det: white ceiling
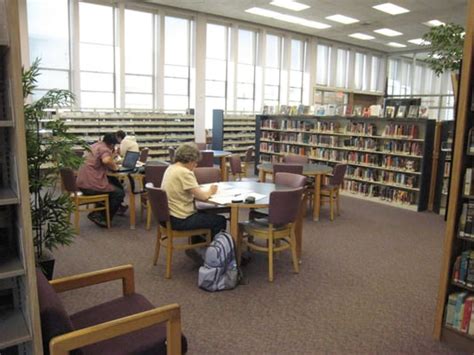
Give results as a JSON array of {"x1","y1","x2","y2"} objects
[{"x1": 142, "y1": 0, "x2": 467, "y2": 54}]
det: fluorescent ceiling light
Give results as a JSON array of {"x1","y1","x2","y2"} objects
[
  {"x1": 245, "y1": 7, "x2": 331, "y2": 29},
  {"x1": 424, "y1": 19, "x2": 445, "y2": 27},
  {"x1": 270, "y1": 0, "x2": 310, "y2": 11},
  {"x1": 326, "y1": 14, "x2": 359, "y2": 24},
  {"x1": 349, "y1": 33, "x2": 375, "y2": 40},
  {"x1": 374, "y1": 28, "x2": 402, "y2": 37},
  {"x1": 373, "y1": 2, "x2": 410, "y2": 15},
  {"x1": 408, "y1": 38, "x2": 430, "y2": 45},
  {"x1": 387, "y1": 42, "x2": 407, "y2": 48}
]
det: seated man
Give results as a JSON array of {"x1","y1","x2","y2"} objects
[
  {"x1": 76, "y1": 133, "x2": 126, "y2": 227},
  {"x1": 116, "y1": 130, "x2": 139, "y2": 158},
  {"x1": 161, "y1": 143, "x2": 227, "y2": 262}
]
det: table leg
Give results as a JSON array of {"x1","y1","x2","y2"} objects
[
  {"x1": 230, "y1": 205, "x2": 239, "y2": 241},
  {"x1": 259, "y1": 169, "x2": 265, "y2": 182},
  {"x1": 313, "y1": 175, "x2": 321, "y2": 221},
  {"x1": 220, "y1": 157, "x2": 227, "y2": 181},
  {"x1": 128, "y1": 179, "x2": 136, "y2": 230},
  {"x1": 295, "y1": 197, "x2": 304, "y2": 261}
]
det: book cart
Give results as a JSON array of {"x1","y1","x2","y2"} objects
[
  {"x1": 0, "y1": 1, "x2": 42, "y2": 353},
  {"x1": 434, "y1": 0, "x2": 474, "y2": 350}
]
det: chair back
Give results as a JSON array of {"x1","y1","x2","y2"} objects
[
  {"x1": 244, "y1": 146, "x2": 254, "y2": 163},
  {"x1": 195, "y1": 142, "x2": 207, "y2": 150},
  {"x1": 268, "y1": 188, "x2": 304, "y2": 225},
  {"x1": 274, "y1": 172, "x2": 307, "y2": 188},
  {"x1": 139, "y1": 147, "x2": 149, "y2": 163},
  {"x1": 273, "y1": 163, "x2": 303, "y2": 177},
  {"x1": 60, "y1": 168, "x2": 78, "y2": 193},
  {"x1": 229, "y1": 154, "x2": 243, "y2": 175},
  {"x1": 283, "y1": 154, "x2": 308, "y2": 165},
  {"x1": 147, "y1": 187, "x2": 170, "y2": 223},
  {"x1": 194, "y1": 167, "x2": 221, "y2": 184},
  {"x1": 197, "y1": 151, "x2": 214, "y2": 167},
  {"x1": 330, "y1": 164, "x2": 347, "y2": 186},
  {"x1": 168, "y1": 147, "x2": 175, "y2": 163},
  {"x1": 145, "y1": 165, "x2": 168, "y2": 187}
]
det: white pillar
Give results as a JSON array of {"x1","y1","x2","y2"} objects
[{"x1": 194, "y1": 13, "x2": 206, "y2": 142}]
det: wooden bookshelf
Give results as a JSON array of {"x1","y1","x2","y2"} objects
[
  {"x1": 255, "y1": 114, "x2": 435, "y2": 211},
  {"x1": 0, "y1": 1, "x2": 42, "y2": 353},
  {"x1": 56, "y1": 111, "x2": 196, "y2": 159},
  {"x1": 212, "y1": 109, "x2": 256, "y2": 153},
  {"x1": 434, "y1": 0, "x2": 474, "y2": 352}
]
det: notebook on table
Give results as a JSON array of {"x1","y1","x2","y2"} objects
[{"x1": 116, "y1": 151, "x2": 140, "y2": 172}]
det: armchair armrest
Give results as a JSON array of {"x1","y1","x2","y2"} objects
[
  {"x1": 50, "y1": 303, "x2": 182, "y2": 355},
  {"x1": 50, "y1": 264, "x2": 135, "y2": 296}
]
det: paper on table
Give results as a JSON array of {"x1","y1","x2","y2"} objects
[{"x1": 208, "y1": 191, "x2": 266, "y2": 205}]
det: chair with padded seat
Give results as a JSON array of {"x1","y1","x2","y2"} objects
[
  {"x1": 196, "y1": 151, "x2": 214, "y2": 168},
  {"x1": 320, "y1": 163, "x2": 347, "y2": 221},
  {"x1": 138, "y1": 147, "x2": 149, "y2": 164},
  {"x1": 193, "y1": 167, "x2": 230, "y2": 215},
  {"x1": 60, "y1": 168, "x2": 111, "y2": 233},
  {"x1": 238, "y1": 187, "x2": 304, "y2": 282},
  {"x1": 283, "y1": 154, "x2": 308, "y2": 165},
  {"x1": 241, "y1": 146, "x2": 254, "y2": 176},
  {"x1": 140, "y1": 164, "x2": 169, "y2": 230},
  {"x1": 272, "y1": 163, "x2": 303, "y2": 183},
  {"x1": 148, "y1": 186, "x2": 211, "y2": 279},
  {"x1": 228, "y1": 154, "x2": 245, "y2": 181},
  {"x1": 36, "y1": 264, "x2": 187, "y2": 355}
]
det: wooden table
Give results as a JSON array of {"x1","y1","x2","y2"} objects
[
  {"x1": 207, "y1": 181, "x2": 305, "y2": 260},
  {"x1": 257, "y1": 163, "x2": 332, "y2": 221},
  {"x1": 201, "y1": 150, "x2": 231, "y2": 181}
]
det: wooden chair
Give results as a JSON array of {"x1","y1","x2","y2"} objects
[
  {"x1": 283, "y1": 154, "x2": 308, "y2": 165},
  {"x1": 37, "y1": 264, "x2": 186, "y2": 355},
  {"x1": 139, "y1": 147, "x2": 149, "y2": 163},
  {"x1": 320, "y1": 164, "x2": 347, "y2": 221},
  {"x1": 193, "y1": 167, "x2": 230, "y2": 215},
  {"x1": 196, "y1": 151, "x2": 214, "y2": 167},
  {"x1": 228, "y1": 154, "x2": 244, "y2": 181},
  {"x1": 140, "y1": 165, "x2": 169, "y2": 230},
  {"x1": 242, "y1": 146, "x2": 254, "y2": 176},
  {"x1": 272, "y1": 163, "x2": 303, "y2": 182},
  {"x1": 60, "y1": 168, "x2": 111, "y2": 233},
  {"x1": 148, "y1": 187, "x2": 211, "y2": 279},
  {"x1": 238, "y1": 187, "x2": 304, "y2": 282}
]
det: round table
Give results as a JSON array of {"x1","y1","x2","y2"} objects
[
  {"x1": 257, "y1": 163, "x2": 332, "y2": 221},
  {"x1": 201, "y1": 150, "x2": 232, "y2": 181}
]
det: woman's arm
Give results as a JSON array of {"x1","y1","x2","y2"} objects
[{"x1": 190, "y1": 184, "x2": 218, "y2": 201}]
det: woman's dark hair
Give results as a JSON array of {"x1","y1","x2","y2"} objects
[
  {"x1": 116, "y1": 130, "x2": 126, "y2": 140},
  {"x1": 102, "y1": 133, "x2": 118, "y2": 146},
  {"x1": 174, "y1": 143, "x2": 201, "y2": 164}
]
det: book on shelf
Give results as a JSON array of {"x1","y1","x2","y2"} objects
[
  {"x1": 462, "y1": 296, "x2": 474, "y2": 332},
  {"x1": 446, "y1": 293, "x2": 461, "y2": 327},
  {"x1": 464, "y1": 168, "x2": 474, "y2": 195},
  {"x1": 396, "y1": 105, "x2": 407, "y2": 118},
  {"x1": 353, "y1": 105, "x2": 363, "y2": 117},
  {"x1": 407, "y1": 105, "x2": 419, "y2": 119},
  {"x1": 369, "y1": 105, "x2": 382, "y2": 117},
  {"x1": 419, "y1": 105, "x2": 429, "y2": 118},
  {"x1": 468, "y1": 128, "x2": 474, "y2": 154},
  {"x1": 385, "y1": 106, "x2": 396, "y2": 118}
]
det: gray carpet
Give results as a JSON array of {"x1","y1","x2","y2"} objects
[{"x1": 53, "y1": 194, "x2": 460, "y2": 354}]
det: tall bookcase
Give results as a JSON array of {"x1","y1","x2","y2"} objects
[
  {"x1": 211, "y1": 109, "x2": 256, "y2": 153},
  {"x1": 56, "y1": 111, "x2": 195, "y2": 159},
  {"x1": 434, "y1": 0, "x2": 474, "y2": 351},
  {"x1": 0, "y1": 0, "x2": 42, "y2": 353},
  {"x1": 255, "y1": 114, "x2": 435, "y2": 211}
]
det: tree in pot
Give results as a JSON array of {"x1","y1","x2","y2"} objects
[
  {"x1": 23, "y1": 59, "x2": 87, "y2": 279},
  {"x1": 422, "y1": 23, "x2": 465, "y2": 97}
]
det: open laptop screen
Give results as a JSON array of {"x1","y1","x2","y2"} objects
[{"x1": 121, "y1": 151, "x2": 140, "y2": 168}]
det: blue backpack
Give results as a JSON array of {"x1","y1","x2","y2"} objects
[{"x1": 198, "y1": 231, "x2": 242, "y2": 292}]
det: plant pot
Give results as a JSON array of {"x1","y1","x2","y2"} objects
[{"x1": 37, "y1": 252, "x2": 55, "y2": 280}]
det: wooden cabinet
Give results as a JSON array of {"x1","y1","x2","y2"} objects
[{"x1": 0, "y1": 1, "x2": 42, "y2": 353}]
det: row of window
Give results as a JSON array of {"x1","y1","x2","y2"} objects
[{"x1": 26, "y1": 0, "x2": 390, "y2": 128}]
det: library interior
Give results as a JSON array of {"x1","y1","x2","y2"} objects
[{"x1": 2, "y1": 0, "x2": 474, "y2": 353}]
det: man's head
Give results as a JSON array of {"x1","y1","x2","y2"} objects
[
  {"x1": 102, "y1": 133, "x2": 118, "y2": 149},
  {"x1": 116, "y1": 130, "x2": 126, "y2": 143},
  {"x1": 174, "y1": 143, "x2": 201, "y2": 169}
]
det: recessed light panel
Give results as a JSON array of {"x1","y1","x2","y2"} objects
[
  {"x1": 270, "y1": 0, "x2": 310, "y2": 11},
  {"x1": 423, "y1": 19, "x2": 445, "y2": 27},
  {"x1": 374, "y1": 28, "x2": 403, "y2": 37},
  {"x1": 349, "y1": 33, "x2": 375, "y2": 40},
  {"x1": 373, "y1": 2, "x2": 410, "y2": 15},
  {"x1": 408, "y1": 38, "x2": 430, "y2": 45},
  {"x1": 326, "y1": 14, "x2": 359, "y2": 24},
  {"x1": 387, "y1": 42, "x2": 407, "y2": 48},
  {"x1": 245, "y1": 7, "x2": 330, "y2": 29}
]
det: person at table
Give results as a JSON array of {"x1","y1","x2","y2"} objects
[
  {"x1": 161, "y1": 143, "x2": 227, "y2": 259},
  {"x1": 115, "y1": 130, "x2": 139, "y2": 158},
  {"x1": 76, "y1": 133, "x2": 126, "y2": 227}
]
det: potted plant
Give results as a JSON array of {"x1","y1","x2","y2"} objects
[
  {"x1": 422, "y1": 23, "x2": 465, "y2": 96},
  {"x1": 23, "y1": 59, "x2": 87, "y2": 279}
]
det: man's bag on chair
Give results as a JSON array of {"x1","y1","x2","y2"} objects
[{"x1": 198, "y1": 231, "x2": 241, "y2": 291}]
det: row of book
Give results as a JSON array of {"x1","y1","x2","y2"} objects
[
  {"x1": 453, "y1": 250, "x2": 474, "y2": 285},
  {"x1": 344, "y1": 137, "x2": 377, "y2": 150},
  {"x1": 346, "y1": 167, "x2": 418, "y2": 188},
  {"x1": 346, "y1": 122, "x2": 377, "y2": 136},
  {"x1": 343, "y1": 181, "x2": 417, "y2": 204},
  {"x1": 382, "y1": 124, "x2": 419, "y2": 139},
  {"x1": 445, "y1": 292, "x2": 474, "y2": 335},
  {"x1": 459, "y1": 202, "x2": 474, "y2": 238}
]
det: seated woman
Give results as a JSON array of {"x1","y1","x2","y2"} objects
[
  {"x1": 76, "y1": 133, "x2": 126, "y2": 227},
  {"x1": 161, "y1": 143, "x2": 226, "y2": 261}
]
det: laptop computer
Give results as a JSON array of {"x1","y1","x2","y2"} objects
[{"x1": 116, "y1": 151, "x2": 140, "y2": 173}]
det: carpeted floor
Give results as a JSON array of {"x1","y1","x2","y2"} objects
[{"x1": 53, "y1": 193, "x2": 461, "y2": 354}]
